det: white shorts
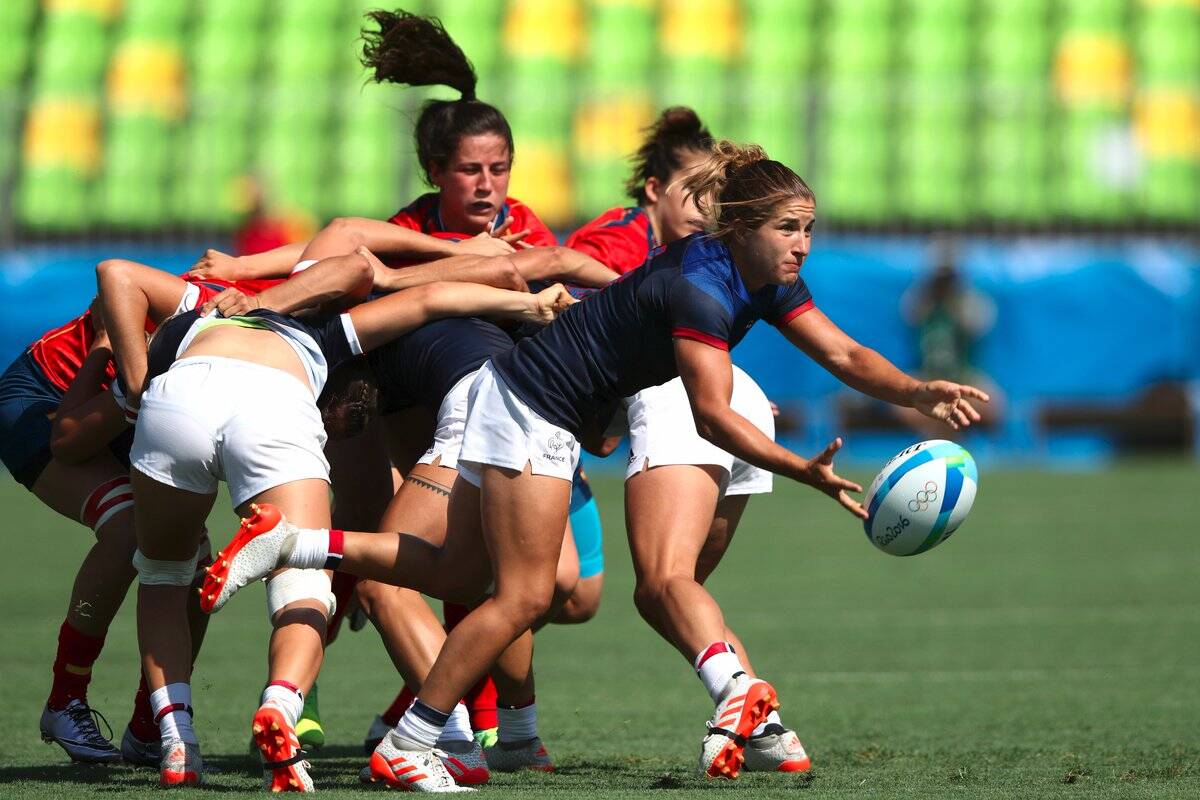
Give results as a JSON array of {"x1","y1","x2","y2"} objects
[
  {"x1": 624, "y1": 365, "x2": 774, "y2": 497},
  {"x1": 131, "y1": 357, "x2": 330, "y2": 508},
  {"x1": 416, "y1": 369, "x2": 478, "y2": 471},
  {"x1": 457, "y1": 361, "x2": 579, "y2": 486}
]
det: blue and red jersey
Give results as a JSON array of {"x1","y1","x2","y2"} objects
[
  {"x1": 564, "y1": 206, "x2": 657, "y2": 275},
  {"x1": 388, "y1": 193, "x2": 558, "y2": 247},
  {"x1": 491, "y1": 233, "x2": 814, "y2": 433}
]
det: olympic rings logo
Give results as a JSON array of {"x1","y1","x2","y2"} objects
[{"x1": 907, "y1": 481, "x2": 939, "y2": 512}]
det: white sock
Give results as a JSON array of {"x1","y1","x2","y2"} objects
[
  {"x1": 497, "y1": 701, "x2": 538, "y2": 744},
  {"x1": 284, "y1": 528, "x2": 342, "y2": 570},
  {"x1": 261, "y1": 682, "x2": 303, "y2": 726},
  {"x1": 752, "y1": 709, "x2": 783, "y2": 737},
  {"x1": 150, "y1": 683, "x2": 197, "y2": 744},
  {"x1": 694, "y1": 642, "x2": 745, "y2": 704},
  {"x1": 392, "y1": 700, "x2": 447, "y2": 750},
  {"x1": 436, "y1": 703, "x2": 472, "y2": 745}
]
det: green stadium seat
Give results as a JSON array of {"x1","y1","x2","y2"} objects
[
  {"x1": 120, "y1": 0, "x2": 188, "y2": 38},
  {"x1": 32, "y1": 13, "x2": 109, "y2": 96},
  {"x1": 1136, "y1": 6, "x2": 1200, "y2": 86},
  {"x1": 660, "y1": 57, "x2": 729, "y2": 135},
  {"x1": 16, "y1": 166, "x2": 91, "y2": 231},
  {"x1": 1140, "y1": 160, "x2": 1199, "y2": 222}
]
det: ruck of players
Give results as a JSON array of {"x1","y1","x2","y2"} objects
[{"x1": 0, "y1": 9, "x2": 988, "y2": 793}]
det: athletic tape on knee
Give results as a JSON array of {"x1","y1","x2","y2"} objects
[
  {"x1": 266, "y1": 569, "x2": 336, "y2": 619},
  {"x1": 81, "y1": 476, "x2": 134, "y2": 533},
  {"x1": 133, "y1": 549, "x2": 200, "y2": 587}
]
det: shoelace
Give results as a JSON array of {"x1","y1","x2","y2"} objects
[{"x1": 64, "y1": 702, "x2": 115, "y2": 745}]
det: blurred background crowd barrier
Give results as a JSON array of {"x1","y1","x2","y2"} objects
[{"x1": 1, "y1": 0, "x2": 1197, "y2": 464}]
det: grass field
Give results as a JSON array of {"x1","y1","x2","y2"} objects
[{"x1": 1, "y1": 461, "x2": 1198, "y2": 798}]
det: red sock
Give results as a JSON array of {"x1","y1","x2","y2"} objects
[
  {"x1": 442, "y1": 602, "x2": 498, "y2": 731},
  {"x1": 127, "y1": 672, "x2": 159, "y2": 742},
  {"x1": 47, "y1": 620, "x2": 105, "y2": 710},
  {"x1": 466, "y1": 676, "x2": 498, "y2": 731},
  {"x1": 382, "y1": 685, "x2": 415, "y2": 727}
]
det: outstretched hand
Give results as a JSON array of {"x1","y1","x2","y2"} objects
[
  {"x1": 525, "y1": 283, "x2": 576, "y2": 325},
  {"x1": 911, "y1": 381, "x2": 991, "y2": 430},
  {"x1": 800, "y1": 437, "x2": 867, "y2": 519}
]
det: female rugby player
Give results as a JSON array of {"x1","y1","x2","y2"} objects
[
  {"x1": 203, "y1": 142, "x2": 988, "y2": 788},
  {"x1": 568, "y1": 107, "x2": 811, "y2": 772},
  {"x1": 108, "y1": 262, "x2": 568, "y2": 788}
]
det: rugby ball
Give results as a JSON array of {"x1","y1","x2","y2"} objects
[{"x1": 862, "y1": 440, "x2": 977, "y2": 556}]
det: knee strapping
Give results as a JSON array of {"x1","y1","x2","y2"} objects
[
  {"x1": 266, "y1": 569, "x2": 335, "y2": 620},
  {"x1": 80, "y1": 476, "x2": 134, "y2": 533},
  {"x1": 133, "y1": 549, "x2": 200, "y2": 586}
]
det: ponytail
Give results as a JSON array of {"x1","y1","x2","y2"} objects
[
  {"x1": 681, "y1": 141, "x2": 815, "y2": 238},
  {"x1": 361, "y1": 9, "x2": 514, "y2": 185},
  {"x1": 361, "y1": 10, "x2": 477, "y2": 100},
  {"x1": 625, "y1": 106, "x2": 714, "y2": 205}
]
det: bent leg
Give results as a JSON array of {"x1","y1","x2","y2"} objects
[{"x1": 626, "y1": 464, "x2": 727, "y2": 661}]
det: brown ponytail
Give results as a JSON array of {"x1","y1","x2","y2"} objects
[
  {"x1": 625, "y1": 106, "x2": 714, "y2": 205},
  {"x1": 681, "y1": 141, "x2": 815, "y2": 238},
  {"x1": 361, "y1": 9, "x2": 514, "y2": 185}
]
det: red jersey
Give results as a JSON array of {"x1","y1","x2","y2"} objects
[
  {"x1": 565, "y1": 206, "x2": 658, "y2": 275},
  {"x1": 27, "y1": 274, "x2": 282, "y2": 393},
  {"x1": 388, "y1": 193, "x2": 558, "y2": 247}
]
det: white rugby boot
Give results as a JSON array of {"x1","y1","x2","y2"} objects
[
  {"x1": 484, "y1": 736, "x2": 555, "y2": 772},
  {"x1": 366, "y1": 730, "x2": 475, "y2": 792},
  {"x1": 743, "y1": 724, "x2": 812, "y2": 773},
  {"x1": 119, "y1": 724, "x2": 160, "y2": 767},
  {"x1": 159, "y1": 737, "x2": 203, "y2": 786},
  {"x1": 697, "y1": 673, "x2": 779, "y2": 779}
]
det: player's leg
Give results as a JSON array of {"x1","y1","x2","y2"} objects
[
  {"x1": 242, "y1": 479, "x2": 331, "y2": 794},
  {"x1": 356, "y1": 462, "x2": 490, "y2": 785},
  {"x1": 484, "y1": 518, "x2": 585, "y2": 773},
  {"x1": 694, "y1": 491, "x2": 810, "y2": 773},
  {"x1": 30, "y1": 456, "x2": 134, "y2": 763},
  {"x1": 302, "y1": 416, "x2": 401, "y2": 750},
  {"x1": 374, "y1": 465, "x2": 569, "y2": 791},
  {"x1": 553, "y1": 487, "x2": 605, "y2": 624},
  {"x1": 130, "y1": 467, "x2": 215, "y2": 786}
]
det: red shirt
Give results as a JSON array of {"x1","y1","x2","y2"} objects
[
  {"x1": 565, "y1": 206, "x2": 658, "y2": 275},
  {"x1": 388, "y1": 193, "x2": 558, "y2": 247},
  {"x1": 27, "y1": 275, "x2": 281, "y2": 393}
]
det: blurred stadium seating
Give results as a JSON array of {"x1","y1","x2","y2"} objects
[{"x1": 0, "y1": 0, "x2": 1196, "y2": 235}]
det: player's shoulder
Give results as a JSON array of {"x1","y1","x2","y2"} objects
[{"x1": 388, "y1": 193, "x2": 438, "y2": 228}]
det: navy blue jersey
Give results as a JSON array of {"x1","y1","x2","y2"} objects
[
  {"x1": 133, "y1": 308, "x2": 358, "y2": 395},
  {"x1": 491, "y1": 234, "x2": 814, "y2": 433},
  {"x1": 367, "y1": 317, "x2": 514, "y2": 415}
]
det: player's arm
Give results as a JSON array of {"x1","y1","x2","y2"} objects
[
  {"x1": 508, "y1": 247, "x2": 618, "y2": 288},
  {"x1": 187, "y1": 243, "x2": 309, "y2": 281},
  {"x1": 298, "y1": 217, "x2": 514, "y2": 263},
  {"x1": 200, "y1": 252, "x2": 374, "y2": 317},
  {"x1": 95, "y1": 259, "x2": 194, "y2": 407},
  {"x1": 365, "y1": 249, "x2": 528, "y2": 293},
  {"x1": 778, "y1": 308, "x2": 989, "y2": 430},
  {"x1": 348, "y1": 282, "x2": 574, "y2": 353},
  {"x1": 674, "y1": 337, "x2": 865, "y2": 518},
  {"x1": 50, "y1": 328, "x2": 127, "y2": 463}
]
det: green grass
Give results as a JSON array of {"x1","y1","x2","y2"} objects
[{"x1": 1, "y1": 461, "x2": 1199, "y2": 798}]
